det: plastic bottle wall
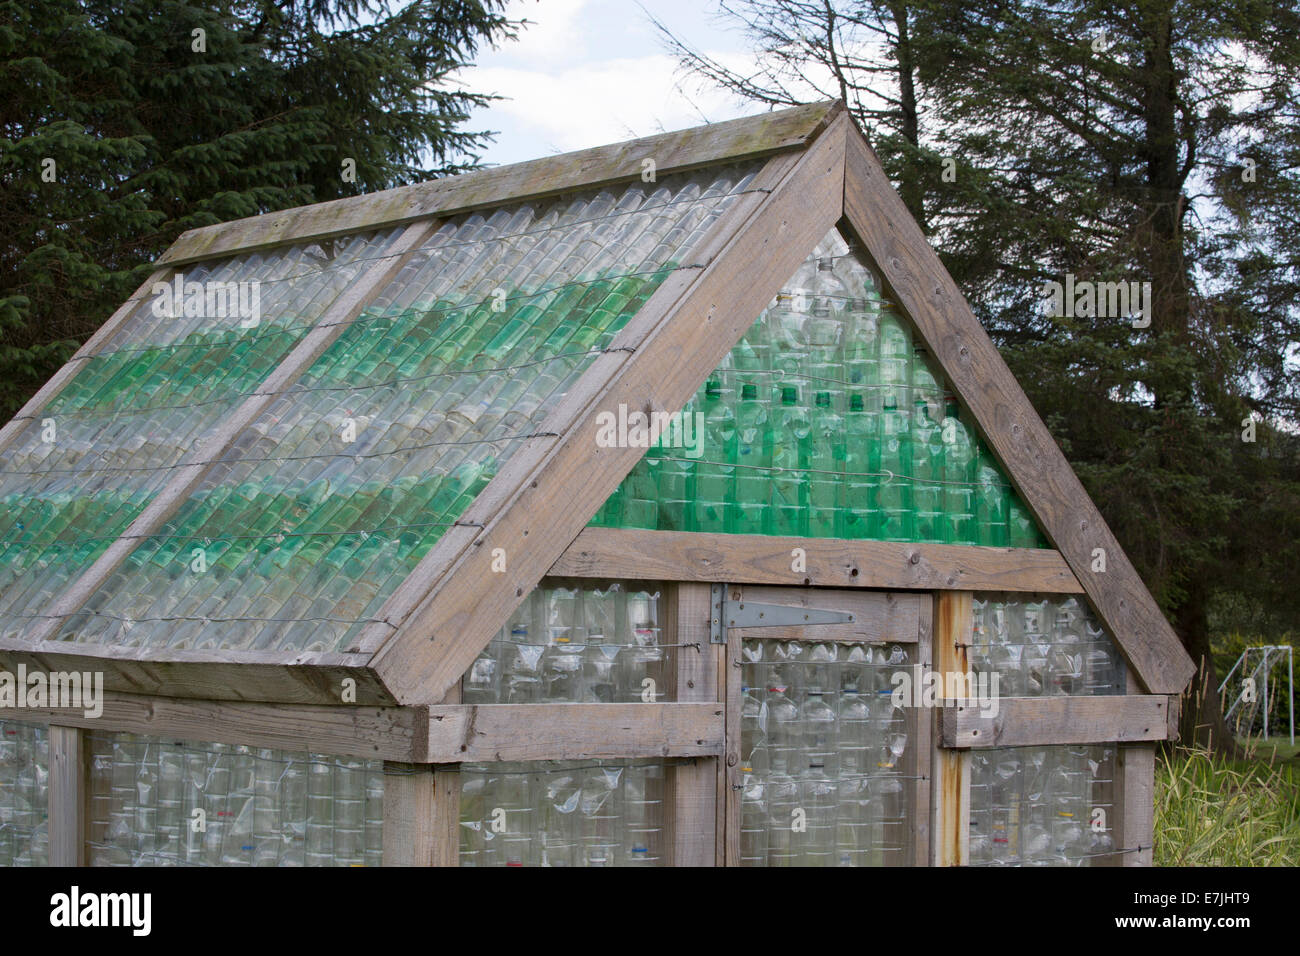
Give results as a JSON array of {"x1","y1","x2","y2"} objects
[
  {"x1": 968, "y1": 744, "x2": 1117, "y2": 866},
  {"x1": 739, "y1": 639, "x2": 914, "y2": 866},
  {"x1": 461, "y1": 582, "x2": 673, "y2": 704},
  {"x1": 459, "y1": 759, "x2": 668, "y2": 866},
  {"x1": 0, "y1": 720, "x2": 48, "y2": 866},
  {"x1": 87, "y1": 733, "x2": 383, "y2": 866},
  {"x1": 971, "y1": 594, "x2": 1126, "y2": 697},
  {"x1": 590, "y1": 227, "x2": 1048, "y2": 547}
]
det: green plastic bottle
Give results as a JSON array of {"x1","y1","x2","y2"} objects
[
  {"x1": 807, "y1": 391, "x2": 843, "y2": 538},
  {"x1": 941, "y1": 394, "x2": 978, "y2": 544},
  {"x1": 910, "y1": 397, "x2": 944, "y2": 541},
  {"x1": 693, "y1": 380, "x2": 735, "y2": 534},
  {"x1": 767, "y1": 385, "x2": 809, "y2": 536},
  {"x1": 876, "y1": 390, "x2": 912, "y2": 541},
  {"x1": 732, "y1": 382, "x2": 770, "y2": 534},
  {"x1": 842, "y1": 393, "x2": 874, "y2": 539}
]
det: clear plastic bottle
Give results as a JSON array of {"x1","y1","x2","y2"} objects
[
  {"x1": 799, "y1": 686, "x2": 838, "y2": 777},
  {"x1": 876, "y1": 392, "x2": 912, "y2": 540},
  {"x1": 739, "y1": 766, "x2": 768, "y2": 866},
  {"x1": 579, "y1": 765, "x2": 622, "y2": 866},
  {"x1": 765, "y1": 767, "x2": 800, "y2": 867},
  {"x1": 623, "y1": 762, "x2": 664, "y2": 865},
  {"x1": 800, "y1": 761, "x2": 838, "y2": 866}
]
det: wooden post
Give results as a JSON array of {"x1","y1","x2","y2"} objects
[
  {"x1": 47, "y1": 725, "x2": 88, "y2": 866},
  {"x1": 906, "y1": 598, "x2": 933, "y2": 866},
  {"x1": 381, "y1": 762, "x2": 460, "y2": 866},
  {"x1": 1115, "y1": 744, "x2": 1155, "y2": 866},
  {"x1": 931, "y1": 592, "x2": 972, "y2": 866},
  {"x1": 665, "y1": 584, "x2": 718, "y2": 866}
]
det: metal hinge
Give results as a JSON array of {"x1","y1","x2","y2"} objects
[{"x1": 709, "y1": 583, "x2": 855, "y2": 643}]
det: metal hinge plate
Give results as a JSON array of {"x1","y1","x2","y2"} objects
[{"x1": 708, "y1": 583, "x2": 855, "y2": 643}]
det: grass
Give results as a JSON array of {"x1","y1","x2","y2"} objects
[{"x1": 1155, "y1": 740, "x2": 1300, "y2": 865}]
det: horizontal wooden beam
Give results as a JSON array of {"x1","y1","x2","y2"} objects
[
  {"x1": 424, "y1": 703, "x2": 723, "y2": 763},
  {"x1": 0, "y1": 691, "x2": 420, "y2": 761},
  {"x1": 939, "y1": 695, "x2": 1172, "y2": 749},
  {"x1": 552, "y1": 527, "x2": 1083, "y2": 593},
  {"x1": 160, "y1": 101, "x2": 843, "y2": 266},
  {"x1": 0, "y1": 640, "x2": 394, "y2": 707}
]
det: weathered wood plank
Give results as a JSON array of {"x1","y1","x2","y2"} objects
[
  {"x1": 841, "y1": 128, "x2": 1195, "y2": 696},
  {"x1": 908, "y1": 597, "x2": 933, "y2": 866},
  {"x1": 668, "y1": 584, "x2": 717, "y2": 865},
  {"x1": 162, "y1": 102, "x2": 843, "y2": 266},
  {"x1": 0, "y1": 267, "x2": 172, "y2": 457},
  {"x1": 382, "y1": 762, "x2": 460, "y2": 866},
  {"x1": 723, "y1": 584, "x2": 921, "y2": 644},
  {"x1": 551, "y1": 527, "x2": 1083, "y2": 593},
  {"x1": 368, "y1": 116, "x2": 850, "y2": 704},
  {"x1": 422, "y1": 703, "x2": 723, "y2": 763},
  {"x1": 48, "y1": 725, "x2": 88, "y2": 866},
  {"x1": 28, "y1": 219, "x2": 439, "y2": 649},
  {"x1": 2, "y1": 690, "x2": 420, "y2": 761},
  {"x1": 0, "y1": 641, "x2": 393, "y2": 706},
  {"x1": 1116, "y1": 744, "x2": 1155, "y2": 866},
  {"x1": 939, "y1": 695, "x2": 1172, "y2": 748},
  {"x1": 723, "y1": 628, "x2": 743, "y2": 866},
  {"x1": 931, "y1": 592, "x2": 972, "y2": 866}
]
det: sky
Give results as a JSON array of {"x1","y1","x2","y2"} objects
[{"x1": 458, "y1": 0, "x2": 773, "y2": 166}]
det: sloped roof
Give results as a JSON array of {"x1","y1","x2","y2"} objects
[{"x1": 0, "y1": 101, "x2": 1195, "y2": 704}]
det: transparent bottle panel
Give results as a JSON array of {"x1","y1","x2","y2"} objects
[
  {"x1": 461, "y1": 581, "x2": 673, "y2": 703},
  {"x1": 459, "y1": 759, "x2": 669, "y2": 866},
  {"x1": 590, "y1": 226, "x2": 1047, "y2": 548},
  {"x1": 87, "y1": 733, "x2": 383, "y2": 866},
  {"x1": 971, "y1": 594, "x2": 1126, "y2": 697},
  {"x1": 59, "y1": 163, "x2": 761, "y2": 653},
  {"x1": 0, "y1": 720, "x2": 48, "y2": 866},
  {"x1": 968, "y1": 744, "x2": 1117, "y2": 866},
  {"x1": 0, "y1": 229, "x2": 405, "y2": 642},
  {"x1": 739, "y1": 639, "x2": 915, "y2": 866}
]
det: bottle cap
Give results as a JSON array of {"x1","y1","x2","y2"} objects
[
  {"x1": 741, "y1": 383, "x2": 758, "y2": 400},
  {"x1": 849, "y1": 394, "x2": 865, "y2": 412},
  {"x1": 817, "y1": 257, "x2": 834, "y2": 271},
  {"x1": 705, "y1": 380, "x2": 722, "y2": 398},
  {"x1": 815, "y1": 392, "x2": 831, "y2": 407},
  {"x1": 781, "y1": 385, "x2": 798, "y2": 405}
]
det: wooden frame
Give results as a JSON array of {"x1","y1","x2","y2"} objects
[{"x1": 939, "y1": 695, "x2": 1171, "y2": 748}]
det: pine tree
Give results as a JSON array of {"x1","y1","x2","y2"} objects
[{"x1": 0, "y1": 0, "x2": 517, "y2": 412}]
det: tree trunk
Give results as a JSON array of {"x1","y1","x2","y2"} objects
[{"x1": 1175, "y1": 581, "x2": 1239, "y2": 756}]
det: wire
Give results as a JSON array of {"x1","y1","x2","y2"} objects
[{"x1": 0, "y1": 430, "x2": 553, "y2": 477}]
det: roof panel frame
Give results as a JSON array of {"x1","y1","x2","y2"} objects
[{"x1": 363, "y1": 113, "x2": 852, "y2": 704}]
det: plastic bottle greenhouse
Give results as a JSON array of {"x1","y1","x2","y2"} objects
[{"x1": 0, "y1": 101, "x2": 1194, "y2": 867}]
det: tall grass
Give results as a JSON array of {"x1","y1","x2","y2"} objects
[{"x1": 1156, "y1": 746, "x2": 1300, "y2": 866}]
